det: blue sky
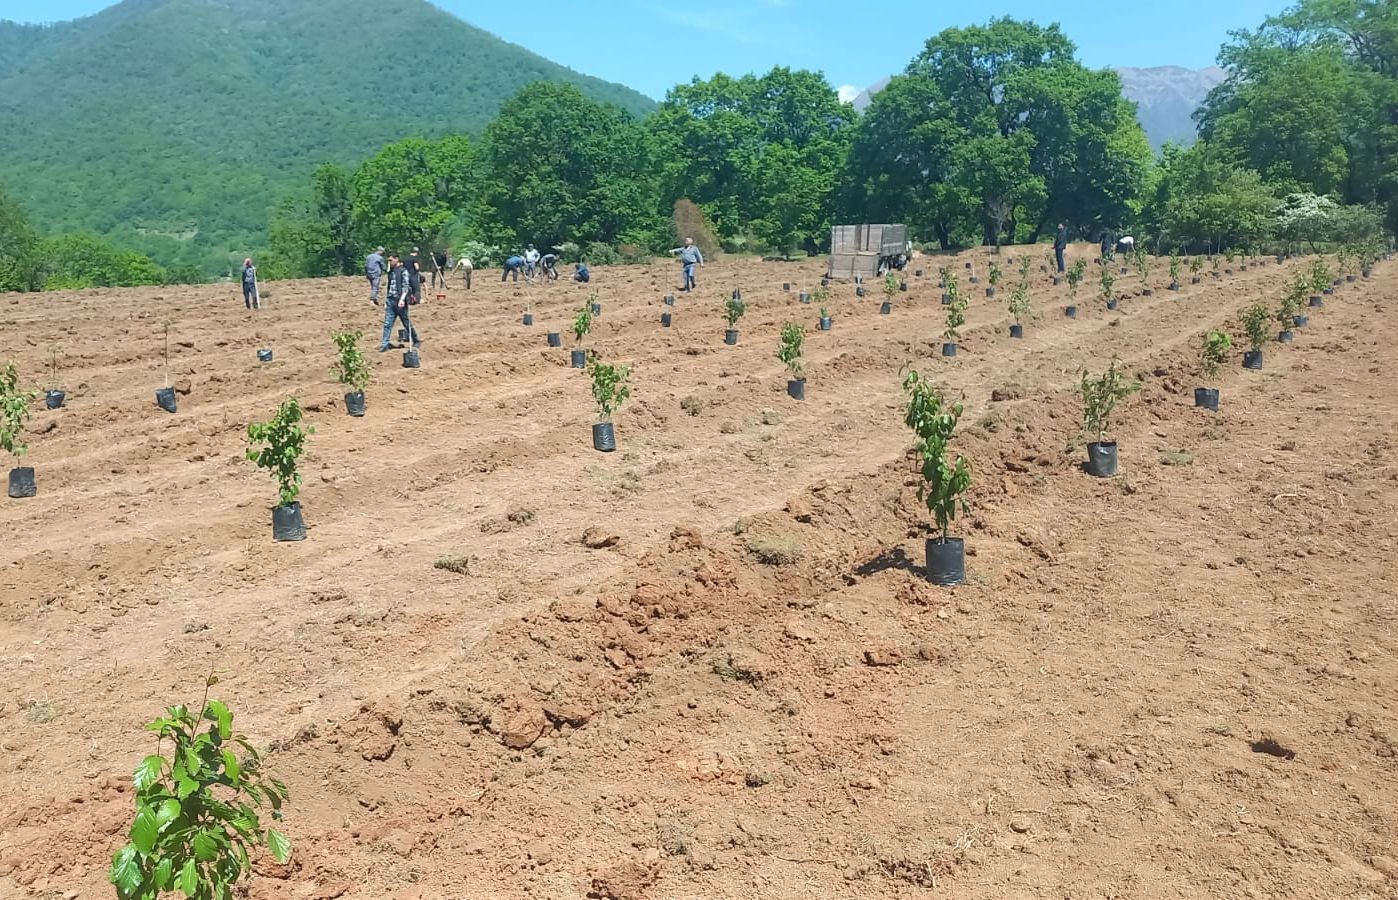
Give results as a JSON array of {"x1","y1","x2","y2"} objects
[{"x1": 8, "y1": 0, "x2": 1284, "y2": 100}]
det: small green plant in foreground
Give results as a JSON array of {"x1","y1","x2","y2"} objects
[
  {"x1": 725, "y1": 295, "x2": 746, "y2": 328},
  {"x1": 588, "y1": 358, "x2": 631, "y2": 421},
  {"x1": 109, "y1": 675, "x2": 290, "y2": 900},
  {"x1": 1240, "y1": 302, "x2": 1270, "y2": 352},
  {"x1": 1169, "y1": 252, "x2": 1181, "y2": 285},
  {"x1": 1278, "y1": 278, "x2": 1306, "y2": 327},
  {"x1": 1077, "y1": 359, "x2": 1140, "y2": 444},
  {"x1": 902, "y1": 369, "x2": 971, "y2": 541},
  {"x1": 777, "y1": 323, "x2": 805, "y2": 380},
  {"x1": 988, "y1": 261, "x2": 1002, "y2": 287},
  {"x1": 883, "y1": 271, "x2": 899, "y2": 301},
  {"x1": 943, "y1": 275, "x2": 967, "y2": 341},
  {"x1": 1307, "y1": 258, "x2": 1331, "y2": 294},
  {"x1": 330, "y1": 330, "x2": 370, "y2": 394},
  {"x1": 246, "y1": 397, "x2": 313, "y2": 508},
  {"x1": 1, "y1": 361, "x2": 36, "y2": 462},
  {"x1": 1200, "y1": 330, "x2": 1232, "y2": 378},
  {"x1": 1009, "y1": 280, "x2": 1031, "y2": 324},
  {"x1": 572, "y1": 305, "x2": 594, "y2": 345}
]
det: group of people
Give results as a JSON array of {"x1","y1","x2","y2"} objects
[{"x1": 501, "y1": 245, "x2": 561, "y2": 282}]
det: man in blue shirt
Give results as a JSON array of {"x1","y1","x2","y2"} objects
[
  {"x1": 502, "y1": 255, "x2": 526, "y2": 282},
  {"x1": 365, "y1": 246, "x2": 385, "y2": 305},
  {"x1": 671, "y1": 238, "x2": 704, "y2": 291},
  {"x1": 573, "y1": 262, "x2": 590, "y2": 283}
]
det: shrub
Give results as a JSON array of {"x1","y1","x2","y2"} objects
[
  {"x1": 1240, "y1": 302, "x2": 1270, "y2": 352},
  {"x1": 1278, "y1": 278, "x2": 1306, "y2": 325},
  {"x1": 777, "y1": 324, "x2": 805, "y2": 380},
  {"x1": 1077, "y1": 360, "x2": 1140, "y2": 444},
  {"x1": 583, "y1": 242, "x2": 620, "y2": 266},
  {"x1": 457, "y1": 240, "x2": 500, "y2": 268},
  {"x1": 572, "y1": 303, "x2": 594, "y2": 345},
  {"x1": 1308, "y1": 258, "x2": 1332, "y2": 293},
  {"x1": 1169, "y1": 252, "x2": 1181, "y2": 285},
  {"x1": 1189, "y1": 255, "x2": 1204, "y2": 274},
  {"x1": 0, "y1": 361, "x2": 36, "y2": 462},
  {"x1": 671, "y1": 199, "x2": 721, "y2": 259},
  {"x1": 618, "y1": 243, "x2": 653, "y2": 265},
  {"x1": 1017, "y1": 255, "x2": 1032, "y2": 282},
  {"x1": 725, "y1": 296, "x2": 746, "y2": 328},
  {"x1": 1008, "y1": 280, "x2": 1031, "y2": 324},
  {"x1": 944, "y1": 275, "x2": 967, "y2": 341},
  {"x1": 108, "y1": 680, "x2": 290, "y2": 900},
  {"x1": 988, "y1": 261, "x2": 1002, "y2": 287},
  {"x1": 1200, "y1": 330, "x2": 1231, "y2": 378},
  {"x1": 245, "y1": 397, "x2": 313, "y2": 508},
  {"x1": 902, "y1": 369, "x2": 971, "y2": 541},
  {"x1": 1133, "y1": 248, "x2": 1152, "y2": 284},
  {"x1": 588, "y1": 358, "x2": 631, "y2": 421},
  {"x1": 330, "y1": 330, "x2": 370, "y2": 394},
  {"x1": 1066, "y1": 259, "x2": 1086, "y2": 301},
  {"x1": 1099, "y1": 266, "x2": 1116, "y2": 305},
  {"x1": 883, "y1": 271, "x2": 899, "y2": 300}
]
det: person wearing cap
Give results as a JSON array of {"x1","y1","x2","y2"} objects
[
  {"x1": 241, "y1": 257, "x2": 259, "y2": 309},
  {"x1": 365, "y1": 246, "x2": 386, "y2": 305},
  {"x1": 670, "y1": 238, "x2": 704, "y2": 292},
  {"x1": 524, "y1": 244, "x2": 541, "y2": 278},
  {"x1": 380, "y1": 253, "x2": 421, "y2": 352}
]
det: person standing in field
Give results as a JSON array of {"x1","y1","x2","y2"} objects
[
  {"x1": 365, "y1": 246, "x2": 385, "y2": 305},
  {"x1": 380, "y1": 253, "x2": 421, "y2": 352},
  {"x1": 431, "y1": 249, "x2": 449, "y2": 288},
  {"x1": 671, "y1": 237, "x2": 703, "y2": 292},
  {"x1": 455, "y1": 254, "x2": 473, "y2": 289},
  {"x1": 1054, "y1": 223, "x2": 1068, "y2": 274},
  {"x1": 524, "y1": 244, "x2": 541, "y2": 278},
  {"x1": 241, "y1": 257, "x2": 260, "y2": 309}
]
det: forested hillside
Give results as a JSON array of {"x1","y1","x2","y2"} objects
[{"x1": 0, "y1": 0, "x2": 654, "y2": 275}]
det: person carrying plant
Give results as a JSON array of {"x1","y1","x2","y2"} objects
[
  {"x1": 365, "y1": 246, "x2": 385, "y2": 305},
  {"x1": 379, "y1": 254, "x2": 421, "y2": 353},
  {"x1": 1054, "y1": 223, "x2": 1068, "y2": 273},
  {"x1": 502, "y1": 255, "x2": 526, "y2": 282},
  {"x1": 671, "y1": 238, "x2": 704, "y2": 292},
  {"x1": 241, "y1": 258, "x2": 259, "y2": 310}
]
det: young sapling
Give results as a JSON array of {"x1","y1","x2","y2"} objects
[
  {"x1": 902, "y1": 368, "x2": 972, "y2": 585},
  {"x1": 245, "y1": 397, "x2": 313, "y2": 511}
]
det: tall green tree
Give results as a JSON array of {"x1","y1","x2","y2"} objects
[
  {"x1": 0, "y1": 188, "x2": 41, "y2": 292},
  {"x1": 350, "y1": 136, "x2": 476, "y2": 254},
  {"x1": 267, "y1": 163, "x2": 358, "y2": 278},
  {"x1": 478, "y1": 83, "x2": 661, "y2": 250},
  {"x1": 1142, "y1": 143, "x2": 1279, "y2": 251}
]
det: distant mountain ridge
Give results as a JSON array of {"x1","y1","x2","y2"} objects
[
  {"x1": 851, "y1": 65, "x2": 1225, "y2": 150},
  {"x1": 0, "y1": 0, "x2": 656, "y2": 272}
]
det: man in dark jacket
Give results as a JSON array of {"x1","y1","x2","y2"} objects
[
  {"x1": 379, "y1": 254, "x2": 421, "y2": 352},
  {"x1": 1054, "y1": 224, "x2": 1068, "y2": 274},
  {"x1": 431, "y1": 249, "x2": 449, "y2": 289},
  {"x1": 365, "y1": 247, "x2": 385, "y2": 305}
]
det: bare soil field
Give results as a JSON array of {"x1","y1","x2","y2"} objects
[{"x1": 1, "y1": 248, "x2": 1395, "y2": 899}]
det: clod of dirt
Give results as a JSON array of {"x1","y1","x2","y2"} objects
[
  {"x1": 433, "y1": 556, "x2": 472, "y2": 576},
  {"x1": 582, "y1": 527, "x2": 621, "y2": 549},
  {"x1": 991, "y1": 384, "x2": 1024, "y2": 402},
  {"x1": 719, "y1": 420, "x2": 739, "y2": 434},
  {"x1": 761, "y1": 408, "x2": 782, "y2": 426},
  {"x1": 744, "y1": 772, "x2": 772, "y2": 788},
  {"x1": 668, "y1": 526, "x2": 704, "y2": 552},
  {"x1": 588, "y1": 860, "x2": 660, "y2": 900},
  {"x1": 1009, "y1": 818, "x2": 1033, "y2": 834},
  {"x1": 863, "y1": 649, "x2": 903, "y2": 667},
  {"x1": 680, "y1": 395, "x2": 706, "y2": 416},
  {"x1": 745, "y1": 533, "x2": 802, "y2": 565},
  {"x1": 786, "y1": 498, "x2": 813, "y2": 523},
  {"x1": 173, "y1": 378, "x2": 192, "y2": 396},
  {"x1": 1251, "y1": 732, "x2": 1297, "y2": 760},
  {"x1": 30, "y1": 420, "x2": 57, "y2": 435},
  {"x1": 1160, "y1": 450, "x2": 1195, "y2": 466},
  {"x1": 712, "y1": 650, "x2": 766, "y2": 685},
  {"x1": 499, "y1": 708, "x2": 547, "y2": 750}
]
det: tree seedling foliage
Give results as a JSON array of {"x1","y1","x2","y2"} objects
[
  {"x1": 330, "y1": 330, "x2": 371, "y2": 394},
  {"x1": 1077, "y1": 358, "x2": 1140, "y2": 444},
  {"x1": 988, "y1": 261, "x2": 1002, "y2": 287},
  {"x1": 1200, "y1": 330, "x2": 1231, "y2": 378},
  {"x1": 1066, "y1": 259, "x2": 1086, "y2": 301},
  {"x1": 1099, "y1": 265, "x2": 1116, "y2": 305},
  {"x1": 725, "y1": 295, "x2": 746, "y2": 328},
  {"x1": 1308, "y1": 258, "x2": 1331, "y2": 293},
  {"x1": 587, "y1": 358, "x2": 631, "y2": 421},
  {"x1": 1241, "y1": 302, "x2": 1270, "y2": 352},
  {"x1": 245, "y1": 397, "x2": 313, "y2": 508},
  {"x1": 902, "y1": 369, "x2": 971, "y2": 542},
  {"x1": 883, "y1": 271, "x2": 900, "y2": 300},
  {"x1": 572, "y1": 304, "x2": 594, "y2": 345},
  {"x1": 1009, "y1": 279, "x2": 1031, "y2": 325},
  {"x1": 1, "y1": 361, "x2": 36, "y2": 462},
  {"x1": 943, "y1": 274, "x2": 967, "y2": 341},
  {"x1": 777, "y1": 323, "x2": 805, "y2": 380},
  {"x1": 108, "y1": 675, "x2": 291, "y2": 900}
]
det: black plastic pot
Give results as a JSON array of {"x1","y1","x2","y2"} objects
[
  {"x1": 942, "y1": 343, "x2": 957, "y2": 357},
  {"x1": 965, "y1": 263, "x2": 972, "y2": 269},
  {"x1": 969, "y1": 276, "x2": 979, "y2": 284},
  {"x1": 1169, "y1": 282, "x2": 1180, "y2": 292},
  {"x1": 783, "y1": 283, "x2": 790, "y2": 291},
  {"x1": 522, "y1": 313, "x2": 534, "y2": 327},
  {"x1": 1009, "y1": 324, "x2": 1023, "y2": 338},
  {"x1": 1086, "y1": 441, "x2": 1118, "y2": 478},
  {"x1": 592, "y1": 422, "x2": 616, "y2": 452},
  {"x1": 1293, "y1": 314, "x2": 1308, "y2": 328},
  {"x1": 985, "y1": 287, "x2": 994, "y2": 298},
  {"x1": 256, "y1": 349, "x2": 273, "y2": 362},
  {"x1": 1323, "y1": 288, "x2": 1334, "y2": 296},
  {"x1": 45, "y1": 390, "x2": 65, "y2": 410},
  {"x1": 1120, "y1": 267, "x2": 1128, "y2": 275},
  {"x1": 914, "y1": 269, "x2": 924, "y2": 277},
  {"x1": 799, "y1": 292, "x2": 810, "y2": 304},
  {"x1": 1278, "y1": 329, "x2": 1294, "y2": 344},
  {"x1": 272, "y1": 502, "x2": 306, "y2": 542},
  {"x1": 660, "y1": 312, "x2": 672, "y2": 328},
  {"x1": 820, "y1": 277, "x2": 830, "y2": 287},
  {"x1": 665, "y1": 294, "x2": 675, "y2": 306},
  {"x1": 879, "y1": 302, "x2": 891, "y2": 315},
  {"x1": 1309, "y1": 295, "x2": 1323, "y2": 307},
  {"x1": 155, "y1": 387, "x2": 177, "y2": 414},
  {"x1": 1346, "y1": 274, "x2": 1357, "y2": 283},
  {"x1": 925, "y1": 537, "x2": 965, "y2": 586},
  {"x1": 571, "y1": 349, "x2": 587, "y2": 369},
  {"x1": 344, "y1": 391, "x2": 366, "y2": 417},
  {"x1": 787, "y1": 378, "x2": 806, "y2": 401},
  {"x1": 402, "y1": 350, "x2": 420, "y2": 368},
  {"x1": 1106, "y1": 299, "x2": 1119, "y2": 311},
  {"x1": 1362, "y1": 267, "x2": 1372, "y2": 279},
  {"x1": 7, "y1": 466, "x2": 36, "y2": 499},
  {"x1": 591, "y1": 303, "x2": 601, "y2": 315},
  {"x1": 1191, "y1": 277, "x2": 1201, "y2": 284},
  {"x1": 1194, "y1": 387, "x2": 1219, "y2": 411},
  {"x1": 1052, "y1": 277, "x2": 1061, "y2": 286},
  {"x1": 855, "y1": 286, "x2": 865, "y2": 297},
  {"x1": 1065, "y1": 305, "x2": 1077, "y2": 318},
  {"x1": 818, "y1": 317, "x2": 831, "y2": 331},
  {"x1": 732, "y1": 289, "x2": 742, "y2": 300},
  {"x1": 1142, "y1": 289, "x2": 1153, "y2": 296},
  {"x1": 724, "y1": 329, "x2": 738, "y2": 345},
  {"x1": 547, "y1": 332, "x2": 562, "y2": 347},
  {"x1": 899, "y1": 281, "x2": 908, "y2": 292},
  {"x1": 1243, "y1": 350, "x2": 1263, "y2": 370}
]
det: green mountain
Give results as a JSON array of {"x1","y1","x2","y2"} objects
[{"x1": 0, "y1": 0, "x2": 655, "y2": 274}]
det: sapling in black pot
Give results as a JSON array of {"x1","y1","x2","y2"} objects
[
  {"x1": 1065, "y1": 259, "x2": 1085, "y2": 315},
  {"x1": 45, "y1": 346, "x2": 65, "y2": 409},
  {"x1": 590, "y1": 290, "x2": 602, "y2": 316},
  {"x1": 2, "y1": 361, "x2": 38, "y2": 498},
  {"x1": 1168, "y1": 252, "x2": 1181, "y2": 291},
  {"x1": 1195, "y1": 330, "x2": 1230, "y2": 411},
  {"x1": 881, "y1": 272, "x2": 897, "y2": 314},
  {"x1": 245, "y1": 396, "x2": 313, "y2": 542},
  {"x1": 778, "y1": 323, "x2": 806, "y2": 400},
  {"x1": 155, "y1": 322, "x2": 177, "y2": 413},
  {"x1": 724, "y1": 295, "x2": 745, "y2": 345},
  {"x1": 1189, "y1": 255, "x2": 1204, "y2": 284},
  {"x1": 588, "y1": 358, "x2": 631, "y2": 452},
  {"x1": 1008, "y1": 279, "x2": 1031, "y2": 338},
  {"x1": 1100, "y1": 266, "x2": 1118, "y2": 311},
  {"x1": 331, "y1": 330, "x2": 371, "y2": 417},
  {"x1": 1240, "y1": 302, "x2": 1269, "y2": 370},
  {"x1": 817, "y1": 306, "x2": 832, "y2": 331},
  {"x1": 1308, "y1": 258, "x2": 1331, "y2": 304},
  {"x1": 1077, "y1": 359, "x2": 1140, "y2": 478},
  {"x1": 571, "y1": 305, "x2": 594, "y2": 369},
  {"x1": 903, "y1": 369, "x2": 971, "y2": 586},
  {"x1": 1277, "y1": 280, "x2": 1304, "y2": 343},
  {"x1": 943, "y1": 275, "x2": 966, "y2": 356},
  {"x1": 986, "y1": 261, "x2": 1002, "y2": 298},
  {"x1": 1133, "y1": 248, "x2": 1153, "y2": 295}
]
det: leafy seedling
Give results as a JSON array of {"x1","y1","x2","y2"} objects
[
  {"x1": 572, "y1": 305, "x2": 594, "y2": 346},
  {"x1": 1241, "y1": 302, "x2": 1270, "y2": 352},
  {"x1": 587, "y1": 358, "x2": 631, "y2": 422},
  {"x1": 1200, "y1": 330, "x2": 1231, "y2": 378},
  {"x1": 1100, "y1": 266, "x2": 1116, "y2": 307},
  {"x1": 725, "y1": 295, "x2": 746, "y2": 329},
  {"x1": 883, "y1": 272, "x2": 899, "y2": 301},
  {"x1": 245, "y1": 397, "x2": 313, "y2": 509},
  {"x1": 777, "y1": 323, "x2": 805, "y2": 380},
  {"x1": 1066, "y1": 259, "x2": 1086, "y2": 302},
  {"x1": 943, "y1": 275, "x2": 967, "y2": 341},
  {"x1": 331, "y1": 330, "x2": 371, "y2": 394},
  {"x1": 1, "y1": 361, "x2": 36, "y2": 463},
  {"x1": 902, "y1": 369, "x2": 971, "y2": 542},
  {"x1": 988, "y1": 261, "x2": 1002, "y2": 288},
  {"x1": 1077, "y1": 359, "x2": 1140, "y2": 445},
  {"x1": 1009, "y1": 280, "x2": 1031, "y2": 325}
]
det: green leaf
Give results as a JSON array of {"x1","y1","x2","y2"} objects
[
  {"x1": 155, "y1": 797, "x2": 182, "y2": 830},
  {"x1": 267, "y1": 828, "x2": 292, "y2": 864},
  {"x1": 153, "y1": 856, "x2": 174, "y2": 890},
  {"x1": 130, "y1": 804, "x2": 159, "y2": 854},
  {"x1": 110, "y1": 845, "x2": 142, "y2": 895},
  {"x1": 177, "y1": 774, "x2": 199, "y2": 799},
  {"x1": 133, "y1": 755, "x2": 164, "y2": 791},
  {"x1": 204, "y1": 699, "x2": 232, "y2": 740},
  {"x1": 179, "y1": 858, "x2": 198, "y2": 897},
  {"x1": 221, "y1": 748, "x2": 241, "y2": 783},
  {"x1": 192, "y1": 827, "x2": 220, "y2": 862}
]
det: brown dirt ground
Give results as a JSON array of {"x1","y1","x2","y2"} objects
[{"x1": 1, "y1": 248, "x2": 1396, "y2": 899}]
